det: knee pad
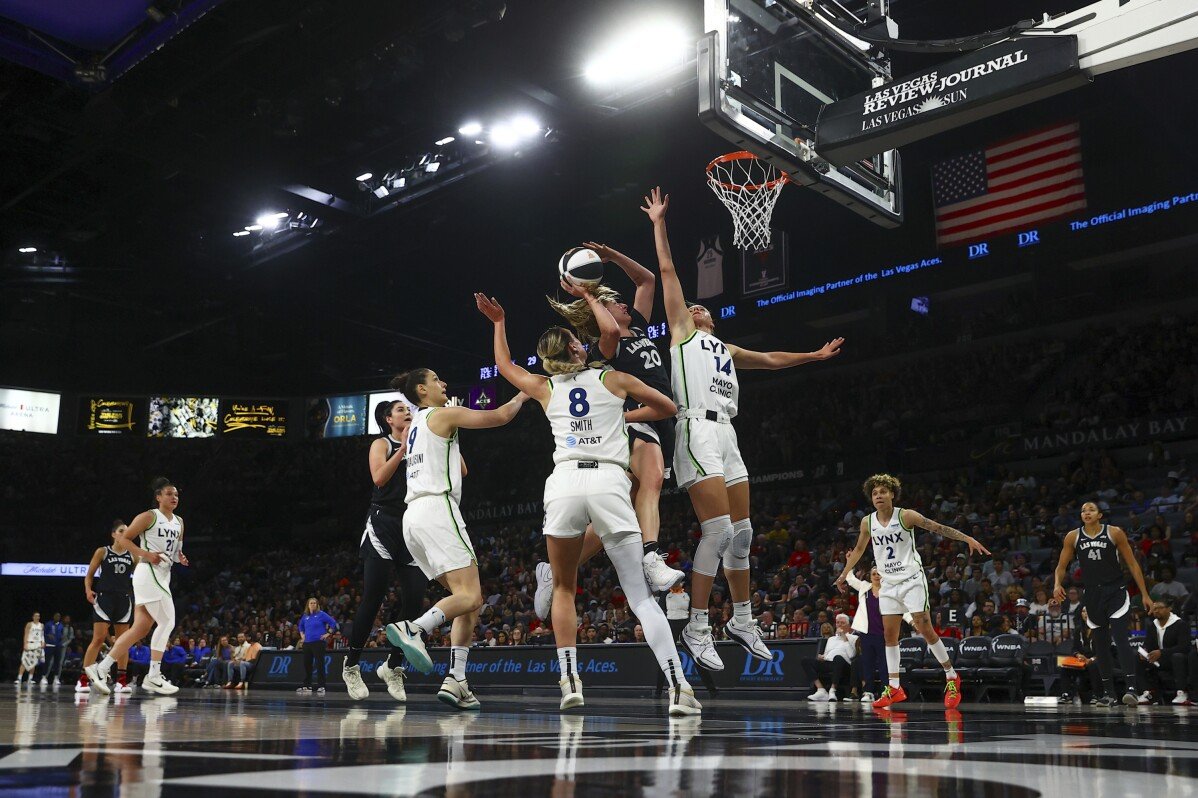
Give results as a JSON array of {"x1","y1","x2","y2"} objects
[
  {"x1": 722, "y1": 518, "x2": 752, "y2": 571},
  {"x1": 693, "y1": 515, "x2": 732, "y2": 577}
]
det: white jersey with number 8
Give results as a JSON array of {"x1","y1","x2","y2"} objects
[
  {"x1": 671, "y1": 329, "x2": 739, "y2": 418},
  {"x1": 547, "y1": 369, "x2": 629, "y2": 468}
]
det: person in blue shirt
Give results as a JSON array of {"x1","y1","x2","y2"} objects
[
  {"x1": 41, "y1": 613, "x2": 64, "y2": 685},
  {"x1": 129, "y1": 640, "x2": 151, "y2": 686},
  {"x1": 203, "y1": 636, "x2": 232, "y2": 687},
  {"x1": 162, "y1": 636, "x2": 190, "y2": 687},
  {"x1": 297, "y1": 598, "x2": 339, "y2": 694}
]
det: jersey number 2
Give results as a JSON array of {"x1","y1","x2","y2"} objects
[
  {"x1": 569, "y1": 388, "x2": 590, "y2": 418},
  {"x1": 886, "y1": 545, "x2": 895, "y2": 560}
]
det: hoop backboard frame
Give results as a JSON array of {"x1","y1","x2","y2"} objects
[{"x1": 698, "y1": 0, "x2": 903, "y2": 227}]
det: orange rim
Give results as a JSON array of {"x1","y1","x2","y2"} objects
[{"x1": 705, "y1": 151, "x2": 790, "y2": 192}]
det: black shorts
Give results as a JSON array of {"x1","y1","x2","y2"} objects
[
  {"x1": 361, "y1": 506, "x2": 417, "y2": 565},
  {"x1": 93, "y1": 592, "x2": 133, "y2": 625},
  {"x1": 627, "y1": 416, "x2": 676, "y2": 480},
  {"x1": 1083, "y1": 583, "x2": 1130, "y2": 629}
]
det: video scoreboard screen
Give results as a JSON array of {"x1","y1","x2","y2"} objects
[
  {"x1": 148, "y1": 396, "x2": 219, "y2": 438},
  {"x1": 221, "y1": 400, "x2": 288, "y2": 437},
  {"x1": 79, "y1": 397, "x2": 144, "y2": 434}
]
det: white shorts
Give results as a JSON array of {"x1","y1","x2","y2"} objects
[
  {"x1": 21, "y1": 649, "x2": 40, "y2": 670},
  {"x1": 403, "y1": 495, "x2": 477, "y2": 580},
  {"x1": 879, "y1": 573, "x2": 930, "y2": 616},
  {"x1": 673, "y1": 417, "x2": 748, "y2": 491},
  {"x1": 132, "y1": 561, "x2": 172, "y2": 606},
  {"x1": 542, "y1": 463, "x2": 640, "y2": 542}
]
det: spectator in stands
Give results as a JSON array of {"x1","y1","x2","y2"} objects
[
  {"x1": 788, "y1": 540, "x2": 813, "y2": 570},
  {"x1": 1028, "y1": 589, "x2": 1051, "y2": 615},
  {"x1": 202, "y1": 635, "x2": 232, "y2": 687},
  {"x1": 223, "y1": 632, "x2": 250, "y2": 689},
  {"x1": 496, "y1": 631, "x2": 510, "y2": 646},
  {"x1": 844, "y1": 566, "x2": 890, "y2": 703},
  {"x1": 1136, "y1": 598, "x2": 1190, "y2": 704},
  {"x1": 758, "y1": 610, "x2": 778, "y2": 640},
  {"x1": 162, "y1": 637, "x2": 189, "y2": 686},
  {"x1": 128, "y1": 639, "x2": 150, "y2": 685},
  {"x1": 989, "y1": 560, "x2": 1015, "y2": 591},
  {"x1": 1013, "y1": 599, "x2": 1035, "y2": 633},
  {"x1": 1151, "y1": 567, "x2": 1191, "y2": 603},
  {"x1": 1059, "y1": 608, "x2": 1103, "y2": 704},
  {"x1": 804, "y1": 614, "x2": 857, "y2": 702},
  {"x1": 1062, "y1": 586, "x2": 1084, "y2": 618}
]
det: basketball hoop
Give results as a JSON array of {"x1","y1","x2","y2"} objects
[{"x1": 705, "y1": 151, "x2": 789, "y2": 252}]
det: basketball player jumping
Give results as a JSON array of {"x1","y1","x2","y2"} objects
[
  {"x1": 1052, "y1": 501, "x2": 1152, "y2": 707},
  {"x1": 86, "y1": 477, "x2": 187, "y2": 696},
  {"x1": 385, "y1": 369, "x2": 529, "y2": 710},
  {"x1": 838, "y1": 474, "x2": 990, "y2": 709},
  {"x1": 539, "y1": 242, "x2": 684, "y2": 606},
  {"x1": 475, "y1": 293, "x2": 701, "y2": 715},
  {"x1": 341, "y1": 398, "x2": 428, "y2": 703},
  {"x1": 643, "y1": 186, "x2": 845, "y2": 672},
  {"x1": 80, "y1": 521, "x2": 134, "y2": 693}
]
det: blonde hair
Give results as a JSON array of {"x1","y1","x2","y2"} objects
[
  {"x1": 545, "y1": 285, "x2": 623, "y2": 346},
  {"x1": 537, "y1": 327, "x2": 589, "y2": 375},
  {"x1": 862, "y1": 473, "x2": 902, "y2": 500}
]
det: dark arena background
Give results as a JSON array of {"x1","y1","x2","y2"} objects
[{"x1": 1, "y1": 1, "x2": 1196, "y2": 795}]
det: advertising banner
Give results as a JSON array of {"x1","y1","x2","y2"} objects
[
  {"x1": 252, "y1": 640, "x2": 818, "y2": 692},
  {"x1": 221, "y1": 399, "x2": 288, "y2": 437},
  {"x1": 1, "y1": 562, "x2": 90, "y2": 577},
  {"x1": 79, "y1": 397, "x2": 144, "y2": 434},
  {"x1": 0, "y1": 388, "x2": 60, "y2": 434},
  {"x1": 307, "y1": 395, "x2": 367, "y2": 438}
]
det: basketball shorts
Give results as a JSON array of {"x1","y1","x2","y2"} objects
[
  {"x1": 542, "y1": 463, "x2": 640, "y2": 542},
  {"x1": 627, "y1": 416, "x2": 676, "y2": 481},
  {"x1": 879, "y1": 572, "x2": 930, "y2": 616},
  {"x1": 1083, "y1": 583, "x2": 1130, "y2": 629},
  {"x1": 403, "y1": 495, "x2": 477, "y2": 580},
  {"x1": 361, "y1": 506, "x2": 417, "y2": 566},
  {"x1": 93, "y1": 592, "x2": 133, "y2": 625},
  {"x1": 673, "y1": 416, "x2": 748, "y2": 491},
  {"x1": 132, "y1": 561, "x2": 172, "y2": 606},
  {"x1": 21, "y1": 649, "x2": 40, "y2": 670}
]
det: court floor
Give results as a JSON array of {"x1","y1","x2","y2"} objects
[{"x1": 1, "y1": 685, "x2": 1195, "y2": 796}]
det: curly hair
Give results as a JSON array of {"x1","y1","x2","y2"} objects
[
  {"x1": 545, "y1": 285, "x2": 623, "y2": 346},
  {"x1": 862, "y1": 473, "x2": 902, "y2": 500}
]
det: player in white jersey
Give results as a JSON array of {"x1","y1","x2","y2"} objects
[
  {"x1": 642, "y1": 187, "x2": 844, "y2": 672},
  {"x1": 837, "y1": 474, "x2": 989, "y2": 710},
  {"x1": 86, "y1": 477, "x2": 188, "y2": 696},
  {"x1": 475, "y1": 293, "x2": 701, "y2": 716},
  {"x1": 384, "y1": 368, "x2": 529, "y2": 710},
  {"x1": 15, "y1": 612, "x2": 44, "y2": 684}
]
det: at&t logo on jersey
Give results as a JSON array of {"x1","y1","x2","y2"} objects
[{"x1": 566, "y1": 435, "x2": 578, "y2": 448}]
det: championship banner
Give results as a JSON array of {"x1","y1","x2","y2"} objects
[
  {"x1": 221, "y1": 399, "x2": 288, "y2": 437},
  {"x1": 696, "y1": 236, "x2": 724, "y2": 299},
  {"x1": 816, "y1": 37, "x2": 1088, "y2": 166},
  {"x1": 252, "y1": 639, "x2": 819, "y2": 692},
  {"x1": 79, "y1": 397, "x2": 144, "y2": 434},
  {"x1": 0, "y1": 388, "x2": 60, "y2": 434},
  {"x1": 306, "y1": 394, "x2": 366, "y2": 438}
]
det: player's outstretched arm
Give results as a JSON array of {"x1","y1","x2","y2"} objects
[
  {"x1": 434, "y1": 394, "x2": 530, "y2": 434},
  {"x1": 728, "y1": 338, "x2": 844, "y2": 370},
  {"x1": 1111, "y1": 526, "x2": 1153, "y2": 611},
  {"x1": 837, "y1": 518, "x2": 872, "y2": 586},
  {"x1": 902, "y1": 509, "x2": 990, "y2": 557},
  {"x1": 558, "y1": 280, "x2": 621, "y2": 360},
  {"x1": 602, "y1": 370, "x2": 676, "y2": 424},
  {"x1": 475, "y1": 293, "x2": 552, "y2": 405},
  {"x1": 584, "y1": 241, "x2": 656, "y2": 322},
  {"x1": 1052, "y1": 530, "x2": 1078, "y2": 604},
  {"x1": 640, "y1": 187, "x2": 694, "y2": 345}
]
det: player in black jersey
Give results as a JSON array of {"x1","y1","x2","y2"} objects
[
  {"x1": 545, "y1": 241, "x2": 685, "y2": 601},
  {"x1": 1052, "y1": 501, "x2": 1152, "y2": 707},
  {"x1": 341, "y1": 397, "x2": 429, "y2": 702},
  {"x1": 80, "y1": 521, "x2": 134, "y2": 693}
]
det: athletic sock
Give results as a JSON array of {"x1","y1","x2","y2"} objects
[
  {"x1": 98, "y1": 655, "x2": 115, "y2": 673},
  {"x1": 732, "y1": 601, "x2": 752, "y2": 625},
  {"x1": 558, "y1": 647, "x2": 578, "y2": 680},
  {"x1": 688, "y1": 607, "x2": 708, "y2": 632},
  {"x1": 945, "y1": 667, "x2": 958, "y2": 680},
  {"x1": 643, "y1": 541, "x2": 660, "y2": 557},
  {"x1": 885, "y1": 645, "x2": 901, "y2": 688},
  {"x1": 148, "y1": 661, "x2": 161, "y2": 678},
  {"x1": 449, "y1": 647, "x2": 469, "y2": 681},
  {"x1": 661, "y1": 654, "x2": 689, "y2": 691},
  {"x1": 413, "y1": 607, "x2": 447, "y2": 636},
  {"x1": 927, "y1": 639, "x2": 955, "y2": 679}
]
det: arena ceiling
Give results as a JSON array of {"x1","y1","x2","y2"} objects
[{"x1": 0, "y1": 0, "x2": 1194, "y2": 396}]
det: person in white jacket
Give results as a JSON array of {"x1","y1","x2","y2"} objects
[
  {"x1": 804, "y1": 614, "x2": 857, "y2": 702},
  {"x1": 844, "y1": 567, "x2": 912, "y2": 703}
]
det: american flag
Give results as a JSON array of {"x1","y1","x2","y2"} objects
[{"x1": 932, "y1": 122, "x2": 1086, "y2": 247}]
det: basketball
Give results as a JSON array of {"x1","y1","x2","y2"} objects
[{"x1": 557, "y1": 246, "x2": 604, "y2": 289}]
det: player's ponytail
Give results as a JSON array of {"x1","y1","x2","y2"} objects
[
  {"x1": 537, "y1": 327, "x2": 589, "y2": 375},
  {"x1": 149, "y1": 476, "x2": 173, "y2": 496},
  {"x1": 545, "y1": 285, "x2": 623, "y2": 346},
  {"x1": 391, "y1": 369, "x2": 431, "y2": 406}
]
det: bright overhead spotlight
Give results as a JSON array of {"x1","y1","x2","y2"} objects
[
  {"x1": 256, "y1": 214, "x2": 281, "y2": 230},
  {"x1": 18, "y1": 246, "x2": 37, "y2": 253},
  {"x1": 458, "y1": 121, "x2": 483, "y2": 137},
  {"x1": 271, "y1": 211, "x2": 289, "y2": 219},
  {"x1": 511, "y1": 115, "x2": 540, "y2": 138},
  {"x1": 356, "y1": 172, "x2": 373, "y2": 182},
  {"x1": 233, "y1": 231, "x2": 250, "y2": 237},
  {"x1": 435, "y1": 136, "x2": 455, "y2": 146},
  {"x1": 585, "y1": 20, "x2": 689, "y2": 85},
  {"x1": 373, "y1": 185, "x2": 389, "y2": 198},
  {"x1": 489, "y1": 122, "x2": 518, "y2": 149},
  {"x1": 245, "y1": 224, "x2": 263, "y2": 231}
]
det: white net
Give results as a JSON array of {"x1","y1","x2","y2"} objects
[{"x1": 706, "y1": 153, "x2": 788, "y2": 252}]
